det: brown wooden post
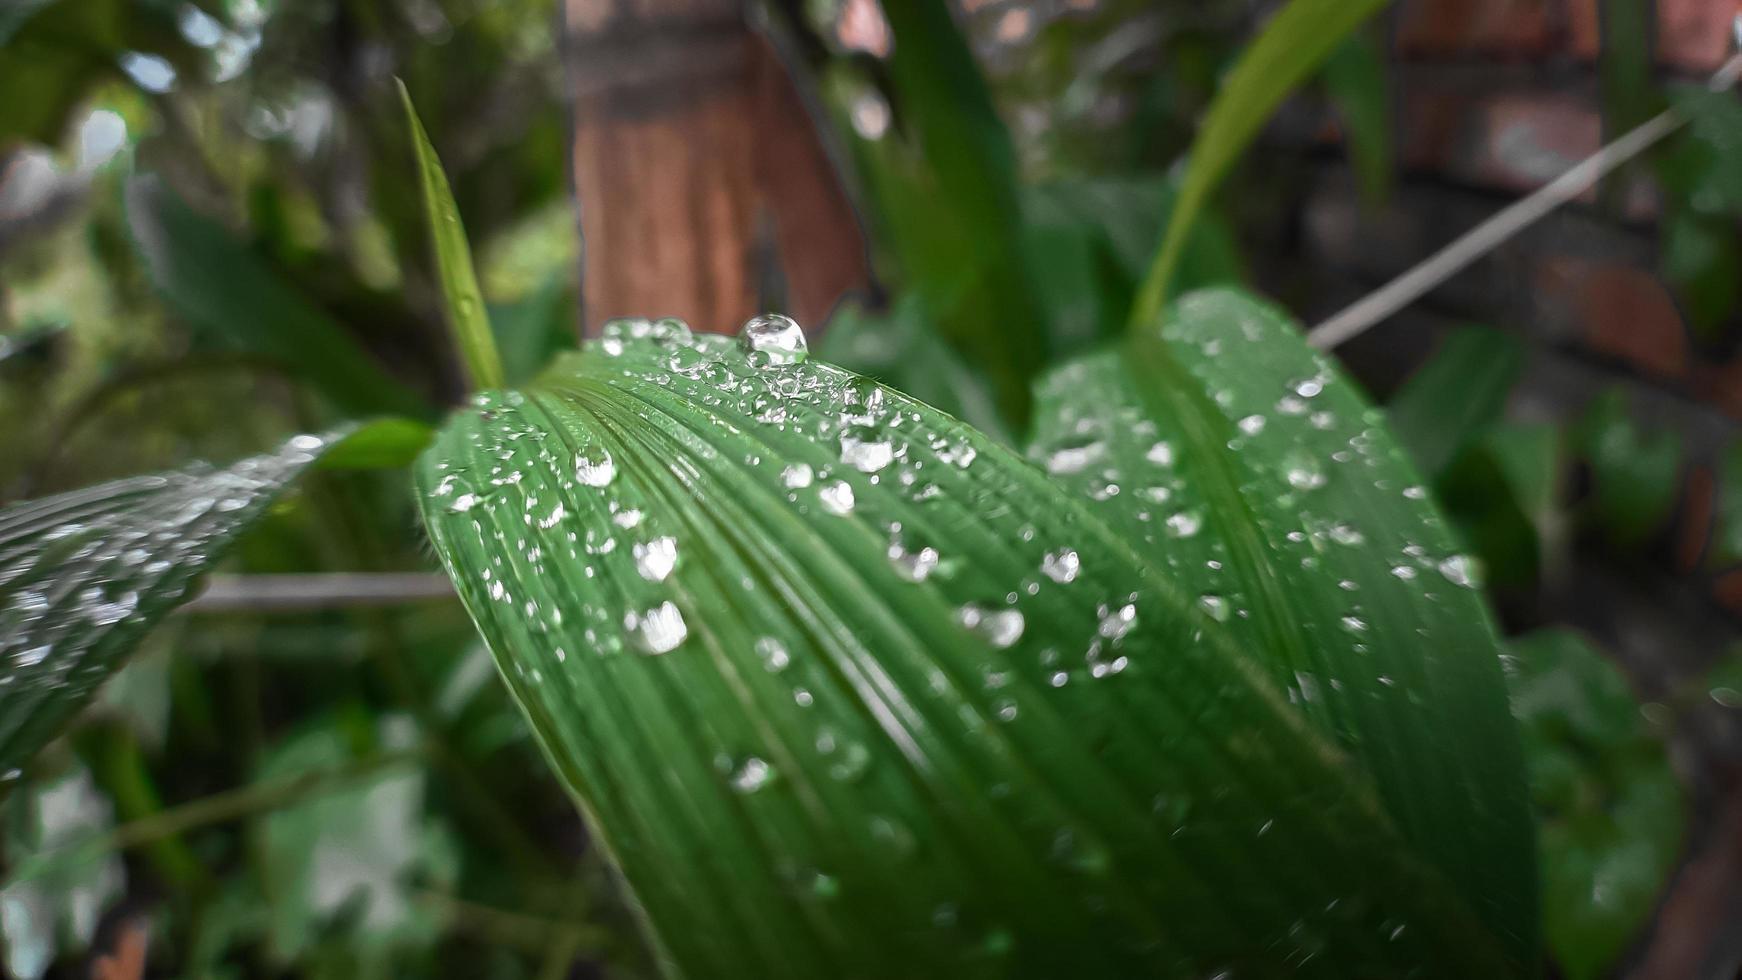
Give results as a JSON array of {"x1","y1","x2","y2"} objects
[{"x1": 564, "y1": 0, "x2": 869, "y2": 335}]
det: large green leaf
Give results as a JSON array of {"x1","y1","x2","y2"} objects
[
  {"x1": 1134, "y1": 0, "x2": 1392, "y2": 322},
  {"x1": 1506, "y1": 629, "x2": 1683, "y2": 980},
  {"x1": 417, "y1": 317, "x2": 1520, "y2": 977},
  {"x1": 125, "y1": 179, "x2": 430, "y2": 419},
  {"x1": 1030, "y1": 289, "x2": 1536, "y2": 960},
  {"x1": 0, "y1": 421, "x2": 430, "y2": 779}
]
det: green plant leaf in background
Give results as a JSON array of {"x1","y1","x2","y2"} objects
[
  {"x1": 1714, "y1": 442, "x2": 1742, "y2": 567},
  {"x1": 1388, "y1": 325, "x2": 1527, "y2": 480},
  {"x1": 0, "y1": 420, "x2": 430, "y2": 780},
  {"x1": 1321, "y1": 32, "x2": 1393, "y2": 209},
  {"x1": 1030, "y1": 289, "x2": 1537, "y2": 960},
  {"x1": 1506, "y1": 629, "x2": 1684, "y2": 980},
  {"x1": 0, "y1": 762, "x2": 124, "y2": 980},
  {"x1": 125, "y1": 179, "x2": 431, "y2": 420},
  {"x1": 417, "y1": 315, "x2": 1526, "y2": 977},
  {"x1": 1133, "y1": 0, "x2": 1393, "y2": 323},
  {"x1": 399, "y1": 80, "x2": 505, "y2": 392},
  {"x1": 1575, "y1": 389, "x2": 1684, "y2": 550}
]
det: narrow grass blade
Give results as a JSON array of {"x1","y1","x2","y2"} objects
[
  {"x1": 399, "y1": 79, "x2": 505, "y2": 392},
  {"x1": 1032, "y1": 289, "x2": 1537, "y2": 961},
  {"x1": 1132, "y1": 0, "x2": 1392, "y2": 325},
  {"x1": 417, "y1": 320, "x2": 1520, "y2": 977},
  {"x1": 0, "y1": 421, "x2": 427, "y2": 779}
]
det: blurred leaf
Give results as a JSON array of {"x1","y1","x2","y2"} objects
[
  {"x1": 1321, "y1": 33, "x2": 1392, "y2": 208},
  {"x1": 1032, "y1": 288, "x2": 1536, "y2": 960},
  {"x1": 316, "y1": 418, "x2": 434, "y2": 471},
  {"x1": 487, "y1": 274, "x2": 573, "y2": 387},
  {"x1": 1486, "y1": 422, "x2": 1563, "y2": 523},
  {"x1": 1507, "y1": 629, "x2": 1683, "y2": 980},
  {"x1": 398, "y1": 80, "x2": 504, "y2": 392},
  {"x1": 125, "y1": 179, "x2": 429, "y2": 419},
  {"x1": 1022, "y1": 175, "x2": 1243, "y2": 358},
  {"x1": 1595, "y1": 0, "x2": 1658, "y2": 206},
  {"x1": 256, "y1": 717, "x2": 453, "y2": 960},
  {"x1": 0, "y1": 421, "x2": 420, "y2": 779},
  {"x1": 1575, "y1": 389, "x2": 1683, "y2": 549},
  {"x1": 818, "y1": 296, "x2": 1009, "y2": 444},
  {"x1": 1388, "y1": 326, "x2": 1526, "y2": 478},
  {"x1": 1714, "y1": 441, "x2": 1742, "y2": 567},
  {"x1": 417, "y1": 323, "x2": 1522, "y2": 976},
  {"x1": 1661, "y1": 207, "x2": 1740, "y2": 341},
  {"x1": 1435, "y1": 447, "x2": 1540, "y2": 589},
  {"x1": 1134, "y1": 0, "x2": 1392, "y2": 322},
  {"x1": 857, "y1": 1, "x2": 1047, "y2": 424},
  {"x1": 0, "y1": 763, "x2": 125, "y2": 980},
  {"x1": 1662, "y1": 86, "x2": 1742, "y2": 218}
]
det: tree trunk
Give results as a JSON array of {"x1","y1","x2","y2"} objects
[{"x1": 564, "y1": 0, "x2": 869, "y2": 335}]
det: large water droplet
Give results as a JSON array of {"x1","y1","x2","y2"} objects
[
  {"x1": 729, "y1": 756, "x2": 776, "y2": 793},
  {"x1": 958, "y1": 606, "x2": 1025, "y2": 648},
  {"x1": 739, "y1": 314, "x2": 808, "y2": 365},
  {"x1": 633, "y1": 536, "x2": 678, "y2": 582},
  {"x1": 1437, "y1": 554, "x2": 1478, "y2": 588},
  {"x1": 625, "y1": 601, "x2": 687, "y2": 654},
  {"x1": 575, "y1": 448, "x2": 616, "y2": 487},
  {"x1": 818, "y1": 481, "x2": 855, "y2": 515},
  {"x1": 840, "y1": 426, "x2": 894, "y2": 473},
  {"x1": 782, "y1": 463, "x2": 814, "y2": 489},
  {"x1": 1198, "y1": 594, "x2": 1231, "y2": 622},
  {"x1": 756, "y1": 636, "x2": 791, "y2": 672},
  {"x1": 1165, "y1": 511, "x2": 1203, "y2": 538},
  {"x1": 1040, "y1": 549, "x2": 1080, "y2": 584}
]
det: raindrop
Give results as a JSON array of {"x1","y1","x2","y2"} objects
[
  {"x1": 840, "y1": 426, "x2": 895, "y2": 473},
  {"x1": 818, "y1": 481, "x2": 856, "y2": 515},
  {"x1": 958, "y1": 606, "x2": 1025, "y2": 649},
  {"x1": 729, "y1": 757, "x2": 775, "y2": 793},
  {"x1": 1040, "y1": 549, "x2": 1080, "y2": 584},
  {"x1": 1097, "y1": 603, "x2": 1138, "y2": 642},
  {"x1": 1165, "y1": 511, "x2": 1203, "y2": 538},
  {"x1": 1144, "y1": 441, "x2": 1175, "y2": 466},
  {"x1": 1437, "y1": 554, "x2": 1478, "y2": 588},
  {"x1": 1045, "y1": 438, "x2": 1104, "y2": 475},
  {"x1": 1237, "y1": 414, "x2": 1266, "y2": 436},
  {"x1": 1284, "y1": 453, "x2": 1326, "y2": 491},
  {"x1": 756, "y1": 636, "x2": 791, "y2": 672},
  {"x1": 448, "y1": 493, "x2": 481, "y2": 514},
  {"x1": 575, "y1": 448, "x2": 616, "y2": 487},
  {"x1": 633, "y1": 536, "x2": 678, "y2": 582},
  {"x1": 782, "y1": 463, "x2": 814, "y2": 489},
  {"x1": 1198, "y1": 594, "x2": 1231, "y2": 622},
  {"x1": 1326, "y1": 522, "x2": 1365, "y2": 547},
  {"x1": 625, "y1": 601, "x2": 687, "y2": 654},
  {"x1": 888, "y1": 541, "x2": 940, "y2": 582},
  {"x1": 739, "y1": 314, "x2": 808, "y2": 365}
]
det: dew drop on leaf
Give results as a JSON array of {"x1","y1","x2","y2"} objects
[
  {"x1": 840, "y1": 426, "x2": 895, "y2": 473},
  {"x1": 728, "y1": 756, "x2": 775, "y2": 793},
  {"x1": 1040, "y1": 549, "x2": 1080, "y2": 584},
  {"x1": 755, "y1": 636, "x2": 791, "y2": 672},
  {"x1": 958, "y1": 606, "x2": 1025, "y2": 649},
  {"x1": 633, "y1": 536, "x2": 678, "y2": 582},
  {"x1": 574, "y1": 448, "x2": 616, "y2": 487},
  {"x1": 625, "y1": 601, "x2": 687, "y2": 654},
  {"x1": 1437, "y1": 554, "x2": 1478, "y2": 588},
  {"x1": 781, "y1": 463, "x2": 814, "y2": 489},
  {"x1": 738, "y1": 313, "x2": 808, "y2": 365},
  {"x1": 818, "y1": 481, "x2": 855, "y2": 515}
]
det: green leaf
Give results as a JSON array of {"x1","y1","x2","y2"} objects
[
  {"x1": 1030, "y1": 289, "x2": 1536, "y2": 961},
  {"x1": 1388, "y1": 326, "x2": 1527, "y2": 479},
  {"x1": 125, "y1": 179, "x2": 429, "y2": 420},
  {"x1": 418, "y1": 319, "x2": 1521, "y2": 977},
  {"x1": 848, "y1": 1, "x2": 1048, "y2": 424},
  {"x1": 1714, "y1": 442, "x2": 1742, "y2": 567},
  {"x1": 1133, "y1": 0, "x2": 1392, "y2": 323},
  {"x1": 1, "y1": 763, "x2": 124, "y2": 980},
  {"x1": 0, "y1": 422, "x2": 417, "y2": 779},
  {"x1": 488, "y1": 273, "x2": 575, "y2": 387},
  {"x1": 1661, "y1": 208, "x2": 1740, "y2": 341},
  {"x1": 399, "y1": 80, "x2": 505, "y2": 392},
  {"x1": 1321, "y1": 33, "x2": 1393, "y2": 208},
  {"x1": 1575, "y1": 389, "x2": 1683, "y2": 549},
  {"x1": 1506, "y1": 629, "x2": 1683, "y2": 980}
]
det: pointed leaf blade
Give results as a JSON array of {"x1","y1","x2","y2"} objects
[
  {"x1": 417, "y1": 323, "x2": 1519, "y2": 977},
  {"x1": 1031, "y1": 288, "x2": 1537, "y2": 960}
]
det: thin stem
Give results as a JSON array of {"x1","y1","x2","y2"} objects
[
  {"x1": 181, "y1": 572, "x2": 455, "y2": 613},
  {"x1": 1307, "y1": 46, "x2": 1742, "y2": 351}
]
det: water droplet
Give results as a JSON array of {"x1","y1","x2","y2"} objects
[
  {"x1": 1198, "y1": 594, "x2": 1231, "y2": 622},
  {"x1": 756, "y1": 636, "x2": 791, "y2": 672},
  {"x1": 888, "y1": 541, "x2": 940, "y2": 582},
  {"x1": 1237, "y1": 414, "x2": 1266, "y2": 435},
  {"x1": 625, "y1": 601, "x2": 687, "y2": 654},
  {"x1": 575, "y1": 448, "x2": 616, "y2": 487},
  {"x1": 1165, "y1": 511, "x2": 1203, "y2": 538},
  {"x1": 1437, "y1": 554, "x2": 1478, "y2": 588},
  {"x1": 1340, "y1": 615, "x2": 1369, "y2": 633},
  {"x1": 1045, "y1": 437, "x2": 1104, "y2": 475},
  {"x1": 818, "y1": 481, "x2": 855, "y2": 515},
  {"x1": 782, "y1": 462, "x2": 814, "y2": 489},
  {"x1": 840, "y1": 426, "x2": 894, "y2": 473},
  {"x1": 1144, "y1": 441, "x2": 1175, "y2": 466},
  {"x1": 1040, "y1": 549, "x2": 1080, "y2": 584},
  {"x1": 729, "y1": 756, "x2": 775, "y2": 793},
  {"x1": 1326, "y1": 522, "x2": 1365, "y2": 546},
  {"x1": 633, "y1": 536, "x2": 678, "y2": 582},
  {"x1": 958, "y1": 606, "x2": 1025, "y2": 649},
  {"x1": 739, "y1": 313, "x2": 808, "y2": 365},
  {"x1": 1284, "y1": 452, "x2": 1326, "y2": 491},
  {"x1": 1390, "y1": 565, "x2": 1417, "y2": 580},
  {"x1": 448, "y1": 493, "x2": 481, "y2": 513},
  {"x1": 1097, "y1": 603, "x2": 1138, "y2": 642}
]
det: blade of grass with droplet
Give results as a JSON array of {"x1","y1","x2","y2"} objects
[
  {"x1": 0, "y1": 420, "x2": 430, "y2": 780},
  {"x1": 124, "y1": 179, "x2": 430, "y2": 419},
  {"x1": 1031, "y1": 289, "x2": 1536, "y2": 962},
  {"x1": 399, "y1": 80, "x2": 504, "y2": 392},
  {"x1": 1322, "y1": 32, "x2": 1394, "y2": 209},
  {"x1": 416, "y1": 321, "x2": 1520, "y2": 977},
  {"x1": 1132, "y1": 0, "x2": 1392, "y2": 324}
]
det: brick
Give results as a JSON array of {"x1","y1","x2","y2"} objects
[
  {"x1": 1656, "y1": 0, "x2": 1739, "y2": 72},
  {"x1": 1679, "y1": 463, "x2": 1716, "y2": 571},
  {"x1": 1566, "y1": 0, "x2": 1601, "y2": 59},
  {"x1": 1397, "y1": 0, "x2": 1557, "y2": 56},
  {"x1": 1533, "y1": 256, "x2": 1690, "y2": 377},
  {"x1": 1401, "y1": 88, "x2": 1603, "y2": 193}
]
